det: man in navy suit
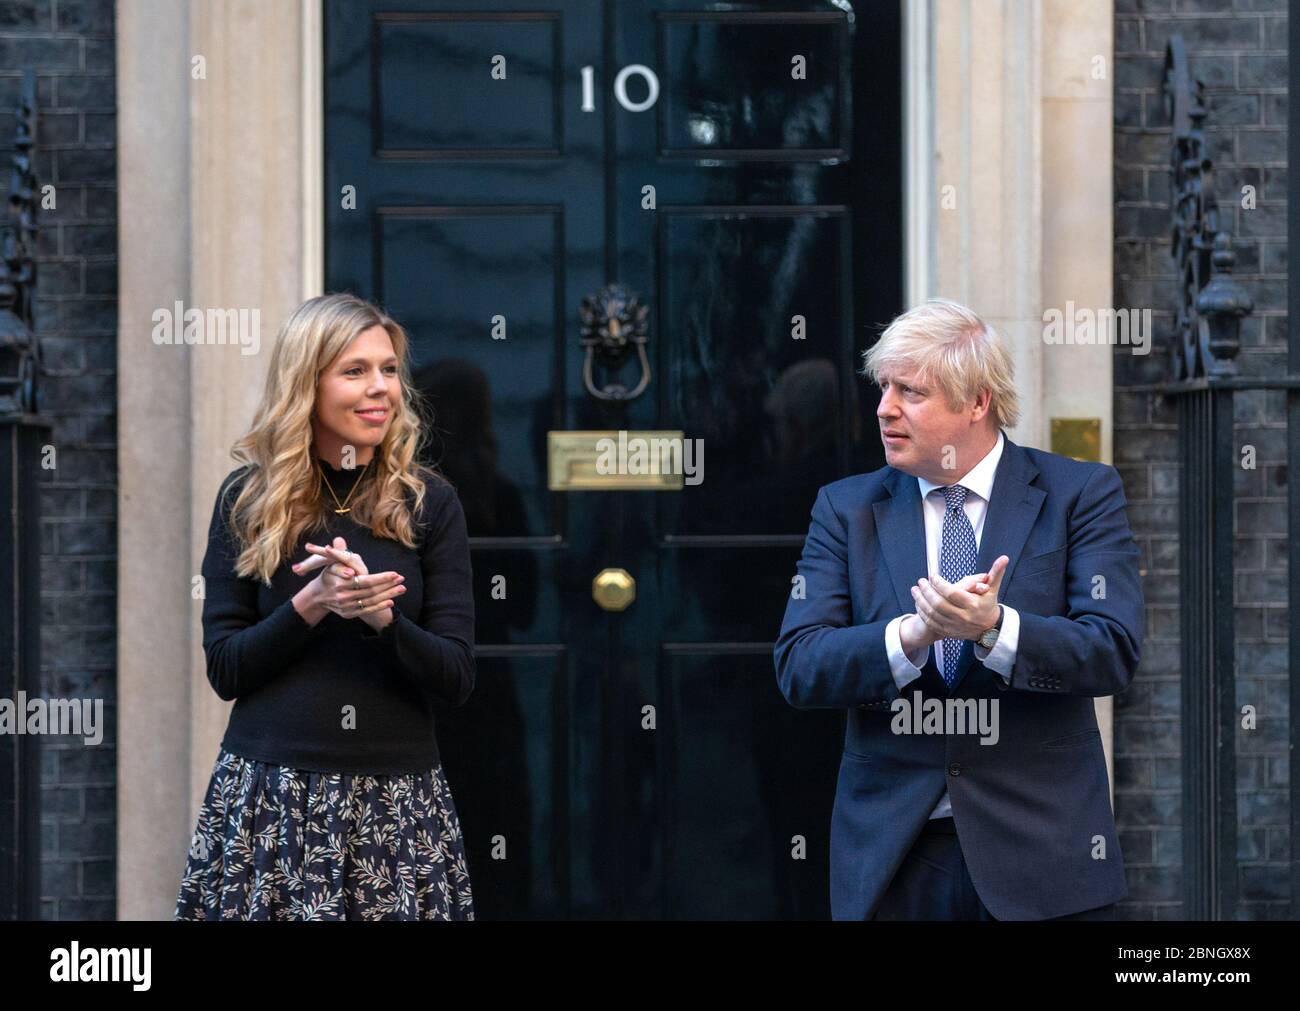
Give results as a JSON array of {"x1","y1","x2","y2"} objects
[{"x1": 774, "y1": 299, "x2": 1143, "y2": 920}]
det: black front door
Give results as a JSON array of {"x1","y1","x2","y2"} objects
[{"x1": 325, "y1": 0, "x2": 900, "y2": 919}]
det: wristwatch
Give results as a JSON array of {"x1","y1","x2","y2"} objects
[{"x1": 976, "y1": 605, "x2": 1004, "y2": 650}]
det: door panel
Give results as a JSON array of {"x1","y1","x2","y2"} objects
[
  {"x1": 325, "y1": 0, "x2": 900, "y2": 919},
  {"x1": 655, "y1": 13, "x2": 849, "y2": 159},
  {"x1": 373, "y1": 13, "x2": 563, "y2": 157}
]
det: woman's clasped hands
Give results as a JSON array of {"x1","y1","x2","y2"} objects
[{"x1": 292, "y1": 535, "x2": 405, "y2": 631}]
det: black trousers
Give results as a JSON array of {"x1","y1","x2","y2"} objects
[{"x1": 871, "y1": 816, "x2": 1117, "y2": 921}]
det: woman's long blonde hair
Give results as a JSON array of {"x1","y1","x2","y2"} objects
[{"x1": 221, "y1": 293, "x2": 443, "y2": 585}]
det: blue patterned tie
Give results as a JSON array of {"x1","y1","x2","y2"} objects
[{"x1": 938, "y1": 485, "x2": 977, "y2": 687}]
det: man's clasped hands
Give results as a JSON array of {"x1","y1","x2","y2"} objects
[{"x1": 899, "y1": 554, "x2": 1011, "y2": 655}]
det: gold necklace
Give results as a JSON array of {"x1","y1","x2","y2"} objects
[{"x1": 318, "y1": 457, "x2": 371, "y2": 515}]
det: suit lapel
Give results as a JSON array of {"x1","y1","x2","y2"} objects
[
  {"x1": 874, "y1": 469, "x2": 927, "y2": 617},
  {"x1": 972, "y1": 437, "x2": 1045, "y2": 591}
]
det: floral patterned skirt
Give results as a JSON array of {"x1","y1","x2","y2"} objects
[{"x1": 175, "y1": 747, "x2": 473, "y2": 921}]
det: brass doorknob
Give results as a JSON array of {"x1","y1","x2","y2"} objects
[{"x1": 592, "y1": 567, "x2": 636, "y2": 611}]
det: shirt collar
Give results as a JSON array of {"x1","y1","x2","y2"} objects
[{"x1": 916, "y1": 429, "x2": 1004, "y2": 504}]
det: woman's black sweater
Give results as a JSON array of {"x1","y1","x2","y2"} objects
[{"x1": 200, "y1": 459, "x2": 476, "y2": 774}]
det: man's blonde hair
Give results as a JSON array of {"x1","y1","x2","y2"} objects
[{"x1": 860, "y1": 298, "x2": 1020, "y2": 430}]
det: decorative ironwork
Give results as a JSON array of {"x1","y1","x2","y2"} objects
[
  {"x1": 1158, "y1": 35, "x2": 1280, "y2": 922},
  {"x1": 0, "y1": 69, "x2": 41, "y2": 417},
  {"x1": 578, "y1": 283, "x2": 651, "y2": 402},
  {"x1": 1163, "y1": 35, "x2": 1253, "y2": 382},
  {"x1": 0, "y1": 67, "x2": 45, "y2": 922}
]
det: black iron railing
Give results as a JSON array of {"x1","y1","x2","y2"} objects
[
  {"x1": 1158, "y1": 35, "x2": 1300, "y2": 920},
  {"x1": 0, "y1": 69, "x2": 47, "y2": 921}
]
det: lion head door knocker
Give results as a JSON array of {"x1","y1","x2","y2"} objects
[{"x1": 578, "y1": 283, "x2": 650, "y2": 402}]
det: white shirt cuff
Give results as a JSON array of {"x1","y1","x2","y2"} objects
[{"x1": 886, "y1": 614, "x2": 930, "y2": 692}]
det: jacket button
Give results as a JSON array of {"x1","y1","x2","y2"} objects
[
  {"x1": 947, "y1": 762, "x2": 962, "y2": 776},
  {"x1": 994, "y1": 677, "x2": 1008, "y2": 692}
]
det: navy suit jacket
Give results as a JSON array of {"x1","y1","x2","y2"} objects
[{"x1": 774, "y1": 434, "x2": 1144, "y2": 920}]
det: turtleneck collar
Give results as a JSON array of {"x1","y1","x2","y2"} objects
[{"x1": 317, "y1": 456, "x2": 370, "y2": 474}]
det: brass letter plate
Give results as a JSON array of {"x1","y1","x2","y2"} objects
[
  {"x1": 1050, "y1": 418, "x2": 1101, "y2": 463},
  {"x1": 548, "y1": 430, "x2": 686, "y2": 490}
]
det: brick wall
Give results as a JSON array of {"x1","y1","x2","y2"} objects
[
  {"x1": 2, "y1": 0, "x2": 117, "y2": 920},
  {"x1": 1114, "y1": 0, "x2": 1289, "y2": 919}
]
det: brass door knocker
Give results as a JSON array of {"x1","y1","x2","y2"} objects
[{"x1": 579, "y1": 283, "x2": 650, "y2": 401}]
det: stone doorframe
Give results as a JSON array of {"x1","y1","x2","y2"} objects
[{"x1": 117, "y1": 0, "x2": 322, "y2": 919}]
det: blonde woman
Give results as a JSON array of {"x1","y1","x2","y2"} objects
[{"x1": 175, "y1": 293, "x2": 475, "y2": 920}]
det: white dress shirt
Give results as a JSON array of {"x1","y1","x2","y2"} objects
[{"x1": 882, "y1": 429, "x2": 1021, "y2": 819}]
